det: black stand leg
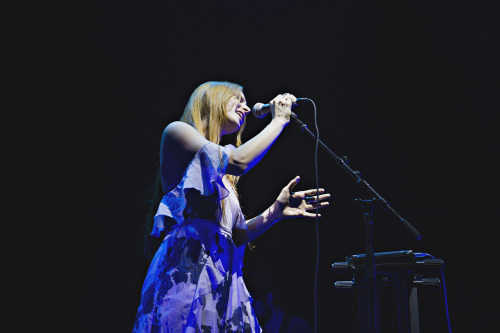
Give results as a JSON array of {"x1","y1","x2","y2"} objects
[
  {"x1": 396, "y1": 270, "x2": 409, "y2": 333},
  {"x1": 409, "y1": 286, "x2": 420, "y2": 333},
  {"x1": 357, "y1": 200, "x2": 381, "y2": 333}
]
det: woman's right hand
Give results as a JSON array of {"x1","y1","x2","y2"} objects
[{"x1": 270, "y1": 93, "x2": 297, "y2": 125}]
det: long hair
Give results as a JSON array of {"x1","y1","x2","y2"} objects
[
  {"x1": 143, "y1": 81, "x2": 247, "y2": 259},
  {"x1": 180, "y1": 81, "x2": 246, "y2": 190}
]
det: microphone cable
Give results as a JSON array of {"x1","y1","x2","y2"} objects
[
  {"x1": 306, "y1": 98, "x2": 320, "y2": 333},
  {"x1": 291, "y1": 97, "x2": 320, "y2": 333},
  {"x1": 264, "y1": 97, "x2": 321, "y2": 332}
]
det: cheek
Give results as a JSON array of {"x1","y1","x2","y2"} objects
[
  {"x1": 226, "y1": 107, "x2": 238, "y2": 120},
  {"x1": 226, "y1": 98, "x2": 237, "y2": 109},
  {"x1": 229, "y1": 101, "x2": 238, "y2": 112}
]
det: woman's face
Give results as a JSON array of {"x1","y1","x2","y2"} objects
[{"x1": 222, "y1": 93, "x2": 251, "y2": 136}]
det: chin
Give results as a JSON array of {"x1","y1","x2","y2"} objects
[{"x1": 223, "y1": 124, "x2": 241, "y2": 136}]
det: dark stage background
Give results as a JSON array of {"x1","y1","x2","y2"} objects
[{"x1": 12, "y1": 0, "x2": 500, "y2": 332}]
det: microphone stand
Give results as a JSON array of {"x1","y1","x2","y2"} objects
[{"x1": 290, "y1": 112, "x2": 422, "y2": 333}]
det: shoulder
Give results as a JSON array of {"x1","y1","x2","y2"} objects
[
  {"x1": 163, "y1": 121, "x2": 202, "y2": 141},
  {"x1": 162, "y1": 121, "x2": 209, "y2": 154}
]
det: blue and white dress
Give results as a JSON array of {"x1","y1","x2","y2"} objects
[{"x1": 133, "y1": 142, "x2": 261, "y2": 333}]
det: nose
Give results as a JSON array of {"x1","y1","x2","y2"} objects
[{"x1": 240, "y1": 103, "x2": 251, "y2": 115}]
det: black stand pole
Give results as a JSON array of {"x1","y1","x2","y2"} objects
[
  {"x1": 290, "y1": 112, "x2": 422, "y2": 332},
  {"x1": 355, "y1": 198, "x2": 381, "y2": 333}
]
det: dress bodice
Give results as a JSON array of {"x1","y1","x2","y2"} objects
[{"x1": 151, "y1": 142, "x2": 246, "y2": 237}]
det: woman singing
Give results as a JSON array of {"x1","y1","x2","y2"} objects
[{"x1": 133, "y1": 81, "x2": 330, "y2": 332}]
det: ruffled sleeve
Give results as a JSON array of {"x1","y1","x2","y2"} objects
[{"x1": 151, "y1": 143, "x2": 237, "y2": 237}]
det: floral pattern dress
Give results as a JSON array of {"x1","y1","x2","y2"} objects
[{"x1": 133, "y1": 143, "x2": 261, "y2": 333}]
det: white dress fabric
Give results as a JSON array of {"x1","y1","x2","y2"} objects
[{"x1": 133, "y1": 142, "x2": 261, "y2": 333}]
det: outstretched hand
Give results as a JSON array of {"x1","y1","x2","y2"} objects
[{"x1": 274, "y1": 176, "x2": 331, "y2": 219}]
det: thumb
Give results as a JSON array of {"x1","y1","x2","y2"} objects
[{"x1": 287, "y1": 176, "x2": 300, "y2": 191}]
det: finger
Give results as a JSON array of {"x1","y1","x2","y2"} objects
[
  {"x1": 276, "y1": 94, "x2": 292, "y2": 107},
  {"x1": 305, "y1": 202, "x2": 330, "y2": 210},
  {"x1": 302, "y1": 212, "x2": 322, "y2": 218},
  {"x1": 282, "y1": 93, "x2": 293, "y2": 100},
  {"x1": 301, "y1": 188, "x2": 326, "y2": 196},
  {"x1": 280, "y1": 98, "x2": 291, "y2": 107},
  {"x1": 275, "y1": 94, "x2": 285, "y2": 101},
  {"x1": 287, "y1": 176, "x2": 300, "y2": 192},
  {"x1": 305, "y1": 193, "x2": 331, "y2": 203},
  {"x1": 270, "y1": 95, "x2": 285, "y2": 105}
]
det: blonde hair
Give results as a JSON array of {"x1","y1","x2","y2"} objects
[
  {"x1": 180, "y1": 81, "x2": 246, "y2": 192},
  {"x1": 143, "y1": 81, "x2": 247, "y2": 258}
]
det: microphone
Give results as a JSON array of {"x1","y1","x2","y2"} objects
[{"x1": 252, "y1": 98, "x2": 309, "y2": 118}]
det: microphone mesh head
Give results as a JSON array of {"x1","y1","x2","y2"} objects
[{"x1": 251, "y1": 103, "x2": 267, "y2": 118}]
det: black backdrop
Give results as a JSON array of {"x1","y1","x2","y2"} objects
[{"x1": 12, "y1": 0, "x2": 500, "y2": 332}]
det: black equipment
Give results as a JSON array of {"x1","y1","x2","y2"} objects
[{"x1": 332, "y1": 250, "x2": 445, "y2": 333}]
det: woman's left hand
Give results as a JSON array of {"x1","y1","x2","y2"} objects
[{"x1": 274, "y1": 176, "x2": 331, "y2": 219}]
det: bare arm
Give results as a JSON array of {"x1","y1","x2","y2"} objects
[
  {"x1": 160, "y1": 122, "x2": 209, "y2": 191},
  {"x1": 226, "y1": 94, "x2": 295, "y2": 176},
  {"x1": 161, "y1": 121, "x2": 209, "y2": 157},
  {"x1": 162, "y1": 94, "x2": 296, "y2": 177},
  {"x1": 159, "y1": 92, "x2": 294, "y2": 187}
]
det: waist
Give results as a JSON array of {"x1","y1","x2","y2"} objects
[{"x1": 171, "y1": 219, "x2": 233, "y2": 238}]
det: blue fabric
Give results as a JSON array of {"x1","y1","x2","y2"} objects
[{"x1": 133, "y1": 143, "x2": 261, "y2": 333}]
